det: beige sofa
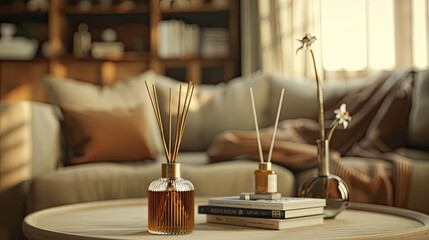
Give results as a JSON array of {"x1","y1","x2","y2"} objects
[{"x1": 1, "y1": 69, "x2": 428, "y2": 240}]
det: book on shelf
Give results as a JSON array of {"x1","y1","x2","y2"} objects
[
  {"x1": 208, "y1": 196, "x2": 326, "y2": 211},
  {"x1": 206, "y1": 214, "x2": 324, "y2": 230},
  {"x1": 158, "y1": 20, "x2": 199, "y2": 59},
  {"x1": 198, "y1": 205, "x2": 324, "y2": 219},
  {"x1": 200, "y1": 27, "x2": 229, "y2": 57}
]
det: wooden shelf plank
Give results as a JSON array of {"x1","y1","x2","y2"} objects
[
  {"x1": 158, "y1": 56, "x2": 236, "y2": 62},
  {"x1": 0, "y1": 56, "x2": 49, "y2": 62},
  {"x1": 57, "y1": 52, "x2": 151, "y2": 62},
  {"x1": 160, "y1": 4, "x2": 230, "y2": 14},
  {"x1": 0, "y1": 7, "x2": 48, "y2": 15},
  {"x1": 62, "y1": 4, "x2": 149, "y2": 15}
]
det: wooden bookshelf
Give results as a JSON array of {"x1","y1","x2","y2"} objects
[{"x1": 0, "y1": 0, "x2": 241, "y2": 101}]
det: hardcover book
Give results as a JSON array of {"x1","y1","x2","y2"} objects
[
  {"x1": 199, "y1": 205, "x2": 324, "y2": 219},
  {"x1": 206, "y1": 214, "x2": 324, "y2": 230},
  {"x1": 208, "y1": 196, "x2": 326, "y2": 211}
]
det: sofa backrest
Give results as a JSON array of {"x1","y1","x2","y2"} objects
[
  {"x1": 40, "y1": 68, "x2": 429, "y2": 156},
  {"x1": 42, "y1": 70, "x2": 271, "y2": 152},
  {"x1": 154, "y1": 71, "x2": 271, "y2": 151},
  {"x1": 265, "y1": 72, "x2": 383, "y2": 126}
]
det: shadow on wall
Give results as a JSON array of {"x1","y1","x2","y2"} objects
[
  {"x1": 0, "y1": 103, "x2": 32, "y2": 192},
  {"x1": 0, "y1": 103, "x2": 34, "y2": 240}
]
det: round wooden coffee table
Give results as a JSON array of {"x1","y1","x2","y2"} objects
[{"x1": 23, "y1": 198, "x2": 429, "y2": 240}]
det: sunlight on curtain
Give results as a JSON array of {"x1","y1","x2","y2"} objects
[
  {"x1": 320, "y1": 0, "x2": 396, "y2": 71},
  {"x1": 320, "y1": 0, "x2": 366, "y2": 71},
  {"x1": 259, "y1": 1, "x2": 283, "y2": 73},
  {"x1": 270, "y1": 0, "x2": 322, "y2": 79},
  {"x1": 412, "y1": 0, "x2": 429, "y2": 69},
  {"x1": 259, "y1": 0, "x2": 277, "y2": 75},
  {"x1": 368, "y1": 0, "x2": 395, "y2": 70}
]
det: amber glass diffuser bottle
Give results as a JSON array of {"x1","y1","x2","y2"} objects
[
  {"x1": 145, "y1": 82, "x2": 195, "y2": 234},
  {"x1": 148, "y1": 163, "x2": 194, "y2": 234}
]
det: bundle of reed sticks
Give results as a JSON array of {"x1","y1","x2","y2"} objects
[
  {"x1": 145, "y1": 81, "x2": 195, "y2": 163},
  {"x1": 250, "y1": 87, "x2": 285, "y2": 163}
]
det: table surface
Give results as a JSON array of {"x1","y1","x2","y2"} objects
[{"x1": 23, "y1": 198, "x2": 429, "y2": 240}]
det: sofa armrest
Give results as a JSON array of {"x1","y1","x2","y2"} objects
[
  {"x1": 408, "y1": 69, "x2": 429, "y2": 149},
  {"x1": 0, "y1": 101, "x2": 61, "y2": 191}
]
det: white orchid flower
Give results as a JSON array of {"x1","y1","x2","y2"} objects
[
  {"x1": 334, "y1": 103, "x2": 352, "y2": 129},
  {"x1": 296, "y1": 33, "x2": 317, "y2": 55},
  {"x1": 328, "y1": 103, "x2": 352, "y2": 141}
]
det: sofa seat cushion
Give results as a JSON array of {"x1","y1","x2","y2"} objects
[
  {"x1": 28, "y1": 154, "x2": 295, "y2": 212},
  {"x1": 407, "y1": 158, "x2": 429, "y2": 214},
  {"x1": 295, "y1": 153, "x2": 429, "y2": 214},
  {"x1": 396, "y1": 148, "x2": 429, "y2": 214}
]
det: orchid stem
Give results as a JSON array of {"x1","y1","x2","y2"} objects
[
  {"x1": 327, "y1": 119, "x2": 339, "y2": 141},
  {"x1": 309, "y1": 49, "x2": 325, "y2": 141}
]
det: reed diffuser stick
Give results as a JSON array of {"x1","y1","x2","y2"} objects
[
  {"x1": 168, "y1": 88, "x2": 172, "y2": 162},
  {"x1": 152, "y1": 85, "x2": 170, "y2": 163},
  {"x1": 172, "y1": 85, "x2": 182, "y2": 163},
  {"x1": 144, "y1": 81, "x2": 194, "y2": 164},
  {"x1": 267, "y1": 88, "x2": 285, "y2": 163},
  {"x1": 173, "y1": 83, "x2": 194, "y2": 163},
  {"x1": 178, "y1": 86, "x2": 194, "y2": 142},
  {"x1": 145, "y1": 82, "x2": 170, "y2": 162},
  {"x1": 249, "y1": 87, "x2": 264, "y2": 163}
]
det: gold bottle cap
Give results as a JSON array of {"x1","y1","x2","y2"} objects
[
  {"x1": 258, "y1": 162, "x2": 272, "y2": 170},
  {"x1": 162, "y1": 163, "x2": 181, "y2": 178}
]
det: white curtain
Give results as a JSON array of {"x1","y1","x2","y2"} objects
[
  {"x1": 241, "y1": 0, "x2": 323, "y2": 80},
  {"x1": 253, "y1": 0, "x2": 428, "y2": 80},
  {"x1": 241, "y1": 0, "x2": 261, "y2": 76}
]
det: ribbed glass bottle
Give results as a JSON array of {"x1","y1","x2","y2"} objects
[{"x1": 148, "y1": 163, "x2": 194, "y2": 234}]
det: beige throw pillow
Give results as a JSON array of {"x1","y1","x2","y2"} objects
[
  {"x1": 43, "y1": 70, "x2": 163, "y2": 154},
  {"x1": 61, "y1": 106, "x2": 157, "y2": 165}
]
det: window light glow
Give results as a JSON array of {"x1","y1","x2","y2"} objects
[
  {"x1": 412, "y1": 0, "x2": 429, "y2": 69},
  {"x1": 321, "y1": 0, "x2": 367, "y2": 71},
  {"x1": 368, "y1": 0, "x2": 395, "y2": 70}
]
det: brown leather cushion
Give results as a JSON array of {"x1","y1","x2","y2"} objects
[{"x1": 61, "y1": 106, "x2": 157, "y2": 165}]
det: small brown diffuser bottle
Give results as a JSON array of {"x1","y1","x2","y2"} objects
[
  {"x1": 254, "y1": 162, "x2": 277, "y2": 194},
  {"x1": 250, "y1": 87, "x2": 284, "y2": 196}
]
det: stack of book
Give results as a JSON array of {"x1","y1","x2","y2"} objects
[{"x1": 199, "y1": 196, "x2": 326, "y2": 230}]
